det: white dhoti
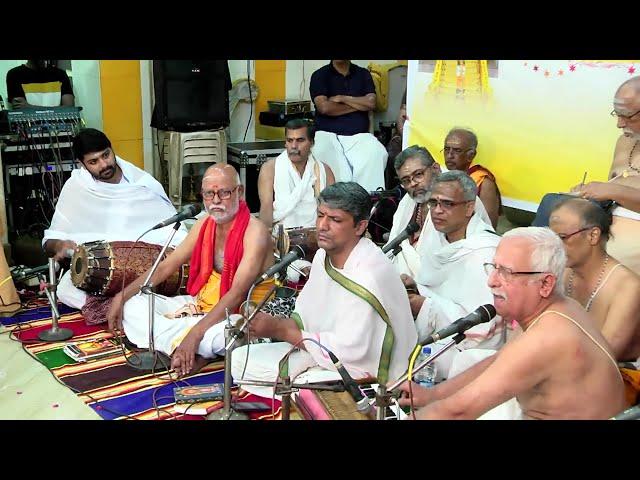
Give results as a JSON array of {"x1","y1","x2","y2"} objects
[
  {"x1": 57, "y1": 270, "x2": 88, "y2": 309},
  {"x1": 312, "y1": 131, "x2": 386, "y2": 191},
  {"x1": 122, "y1": 293, "x2": 226, "y2": 358}
]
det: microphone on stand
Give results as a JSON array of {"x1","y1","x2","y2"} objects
[
  {"x1": 151, "y1": 204, "x2": 202, "y2": 230},
  {"x1": 327, "y1": 351, "x2": 371, "y2": 414},
  {"x1": 382, "y1": 222, "x2": 420, "y2": 255},
  {"x1": 424, "y1": 304, "x2": 497, "y2": 345},
  {"x1": 253, "y1": 245, "x2": 305, "y2": 287}
]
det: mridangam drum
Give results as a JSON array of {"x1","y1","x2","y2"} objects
[
  {"x1": 71, "y1": 240, "x2": 188, "y2": 296},
  {"x1": 281, "y1": 227, "x2": 318, "y2": 262}
]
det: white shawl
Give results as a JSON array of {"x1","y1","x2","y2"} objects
[
  {"x1": 43, "y1": 156, "x2": 188, "y2": 247},
  {"x1": 387, "y1": 194, "x2": 492, "y2": 278},
  {"x1": 293, "y1": 237, "x2": 418, "y2": 382},
  {"x1": 273, "y1": 151, "x2": 326, "y2": 228}
]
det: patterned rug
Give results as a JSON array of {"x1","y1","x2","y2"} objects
[{"x1": 2, "y1": 303, "x2": 283, "y2": 420}]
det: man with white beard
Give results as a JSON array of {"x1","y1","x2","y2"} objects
[
  {"x1": 107, "y1": 164, "x2": 275, "y2": 377},
  {"x1": 571, "y1": 76, "x2": 640, "y2": 276}
]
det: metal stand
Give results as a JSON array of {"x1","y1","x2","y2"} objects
[
  {"x1": 374, "y1": 333, "x2": 466, "y2": 419},
  {"x1": 128, "y1": 222, "x2": 180, "y2": 371},
  {"x1": 236, "y1": 378, "x2": 346, "y2": 420},
  {"x1": 38, "y1": 258, "x2": 73, "y2": 342},
  {"x1": 207, "y1": 317, "x2": 250, "y2": 420},
  {"x1": 207, "y1": 281, "x2": 279, "y2": 420}
]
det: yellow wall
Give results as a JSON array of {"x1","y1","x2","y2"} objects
[
  {"x1": 255, "y1": 60, "x2": 286, "y2": 139},
  {"x1": 99, "y1": 61, "x2": 143, "y2": 168}
]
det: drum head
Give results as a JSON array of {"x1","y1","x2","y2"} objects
[{"x1": 70, "y1": 245, "x2": 90, "y2": 287}]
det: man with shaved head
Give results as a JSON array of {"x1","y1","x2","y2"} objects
[
  {"x1": 549, "y1": 197, "x2": 640, "y2": 361},
  {"x1": 572, "y1": 76, "x2": 640, "y2": 276},
  {"x1": 107, "y1": 164, "x2": 274, "y2": 376},
  {"x1": 443, "y1": 127, "x2": 502, "y2": 228}
]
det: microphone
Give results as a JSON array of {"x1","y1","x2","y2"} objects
[
  {"x1": 151, "y1": 204, "x2": 202, "y2": 230},
  {"x1": 253, "y1": 245, "x2": 304, "y2": 286},
  {"x1": 327, "y1": 351, "x2": 370, "y2": 413},
  {"x1": 424, "y1": 304, "x2": 497, "y2": 345},
  {"x1": 381, "y1": 221, "x2": 420, "y2": 254},
  {"x1": 369, "y1": 189, "x2": 400, "y2": 201},
  {"x1": 611, "y1": 404, "x2": 640, "y2": 420}
]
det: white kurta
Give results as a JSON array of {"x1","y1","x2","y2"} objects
[
  {"x1": 312, "y1": 131, "x2": 386, "y2": 191},
  {"x1": 272, "y1": 151, "x2": 327, "y2": 229},
  {"x1": 387, "y1": 194, "x2": 492, "y2": 278},
  {"x1": 414, "y1": 211, "x2": 503, "y2": 379},
  {"x1": 231, "y1": 237, "x2": 418, "y2": 397},
  {"x1": 44, "y1": 156, "x2": 188, "y2": 308}
]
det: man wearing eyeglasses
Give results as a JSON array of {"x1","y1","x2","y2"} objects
[
  {"x1": 43, "y1": 128, "x2": 188, "y2": 310},
  {"x1": 549, "y1": 197, "x2": 640, "y2": 362},
  {"x1": 443, "y1": 128, "x2": 501, "y2": 229},
  {"x1": 107, "y1": 164, "x2": 275, "y2": 377},
  {"x1": 401, "y1": 170, "x2": 504, "y2": 380},
  {"x1": 396, "y1": 227, "x2": 626, "y2": 419},
  {"x1": 571, "y1": 76, "x2": 640, "y2": 276}
]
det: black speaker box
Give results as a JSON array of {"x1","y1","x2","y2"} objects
[{"x1": 151, "y1": 60, "x2": 232, "y2": 132}]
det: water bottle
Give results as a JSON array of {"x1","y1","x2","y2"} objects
[{"x1": 414, "y1": 346, "x2": 437, "y2": 388}]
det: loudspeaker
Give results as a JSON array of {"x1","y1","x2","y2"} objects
[{"x1": 151, "y1": 60, "x2": 232, "y2": 132}]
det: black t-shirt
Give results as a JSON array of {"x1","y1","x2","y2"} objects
[
  {"x1": 6, "y1": 65, "x2": 73, "y2": 105},
  {"x1": 309, "y1": 62, "x2": 376, "y2": 136}
]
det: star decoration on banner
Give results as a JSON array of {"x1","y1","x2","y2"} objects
[
  {"x1": 569, "y1": 64, "x2": 576, "y2": 71},
  {"x1": 558, "y1": 69, "x2": 564, "y2": 76},
  {"x1": 629, "y1": 66, "x2": 636, "y2": 74},
  {"x1": 533, "y1": 65, "x2": 539, "y2": 71},
  {"x1": 544, "y1": 70, "x2": 550, "y2": 77}
]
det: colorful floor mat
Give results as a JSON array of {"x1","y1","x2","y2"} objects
[{"x1": 4, "y1": 303, "x2": 283, "y2": 420}]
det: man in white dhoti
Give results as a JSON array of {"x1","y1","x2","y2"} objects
[
  {"x1": 42, "y1": 128, "x2": 188, "y2": 309},
  {"x1": 402, "y1": 171, "x2": 503, "y2": 379},
  {"x1": 258, "y1": 119, "x2": 335, "y2": 229},
  {"x1": 231, "y1": 182, "x2": 418, "y2": 397},
  {"x1": 396, "y1": 227, "x2": 626, "y2": 420},
  {"x1": 107, "y1": 164, "x2": 275, "y2": 377}
]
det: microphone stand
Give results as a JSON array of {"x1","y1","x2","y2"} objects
[
  {"x1": 235, "y1": 378, "x2": 347, "y2": 420},
  {"x1": 38, "y1": 258, "x2": 73, "y2": 342},
  {"x1": 128, "y1": 222, "x2": 181, "y2": 371},
  {"x1": 374, "y1": 333, "x2": 466, "y2": 420},
  {"x1": 207, "y1": 281, "x2": 278, "y2": 420}
]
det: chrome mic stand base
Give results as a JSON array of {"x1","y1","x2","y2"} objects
[
  {"x1": 207, "y1": 319, "x2": 249, "y2": 421},
  {"x1": 128, "y1": 350, "x2": 172, "y2": 371},
  {"x1": 38, "y1": 259, "x2": 74, "y2": 342},
  {"x1": 206, "y1": 408, "x2": 249, "y2": 421},
  {"x1": 38, "y1": 328, "x2": 73, "y2": 342}
]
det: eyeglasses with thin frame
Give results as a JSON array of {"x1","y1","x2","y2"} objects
[
  {"x1": 556, "y1": 226, "x2": 594, "y2": 242},
  {"x1": 426, "y1": 198, "x2": 471, "y2": 210},
  {"x1": 201, "y1": 185, "x2": 239, "y2": 201},
  {"x1": 610, "y1": 109, "x2": 640, "y2": 121},
  {"x1": 440, "y1": 146, "x2": 473, "y2": 155},
  {"x1": 483, "y1": 262, "x2": 545, "y2": 282},
  {"x1": 399, "y1": 167, "x2": 429, "y2": 188}
]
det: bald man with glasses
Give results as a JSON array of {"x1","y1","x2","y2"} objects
[
  {"x1": 571, "y1": 76, "x2": 640, "y2": 276},
  {"x1": 548, "y1": 197, "x2": 640, "y2": 362},
  {"x1": 107, "y1": 164, "x2": 275, "y2": 377}
]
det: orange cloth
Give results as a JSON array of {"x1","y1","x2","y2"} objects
[
  {"x1": 186, "y1": 201, "x2": 250, "y2": 299},
  {"x1": 621, "y1": 368, "x2": 640, "y2": 407},
  {"x1": 467, "y1": 164, "x2": 496, "y2": 195}
]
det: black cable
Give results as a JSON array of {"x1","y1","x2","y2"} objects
[{"x1": 242, "y1": 60, "x2": 253, "y2": 142}]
